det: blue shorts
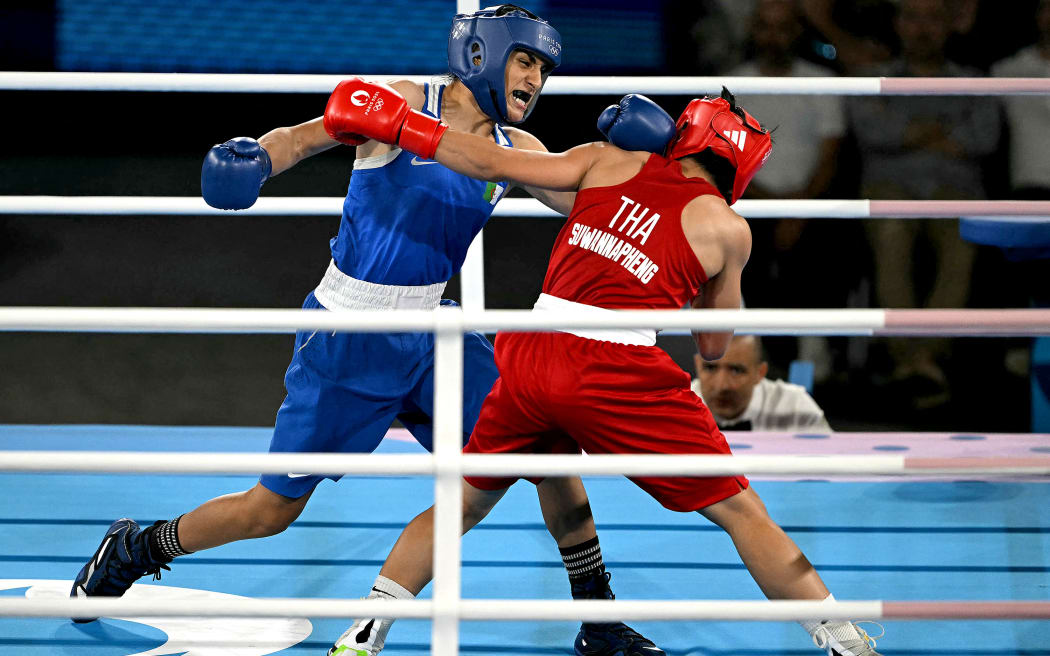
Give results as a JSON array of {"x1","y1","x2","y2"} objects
[{"x1": 260, "y1": 294, "x2": 499, "y2": 498}]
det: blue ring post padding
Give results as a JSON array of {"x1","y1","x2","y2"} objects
[
  {"x1": 959, "y1": 216, "x2": 1050, "y2": 430},
  {"x1": 788, "y1": 360, "x2": 815, "y2": 395},
  {"x1": 1033, "y1": 337, "x2": 1050, "y2": 433},
  {"x1": 959, "y1": 217, "x2": 1050, "y2": 261}
]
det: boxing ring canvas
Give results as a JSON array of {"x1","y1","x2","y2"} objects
[{"x1": 1, "y1": 425, "x2": 1047, "y2": 655}]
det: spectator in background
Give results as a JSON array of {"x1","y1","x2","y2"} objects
[
  {"x1": 729, "y1": 0, "x2": 847, "y2": 381},
  {"x1": 693, "y1": 335, "x2": 832, "y2": 432},
  {"x1": 991, "y1": 0, "x2": 1050, "y2": 200},
  {"x1": 799, "y1": 0, "x2": 896, "y2": 73},
  {"x1": 847, "y1": 0, "x2": 1000, "y2": 408},
  {"x1": 988, "y1": 0, "x2": 1050, "y2": 407},
  {"x1": 666, "y1": 0, "x2": 757, "y2": 75}
]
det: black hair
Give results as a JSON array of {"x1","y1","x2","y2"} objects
[
  {"x1": 686, "y1": 149, "x2": 737, "y2": 203},
  {"x1": 494, "y1": 4, "x2": 540, "y2": 19},
  {"x1": 749, "y1": 335, "x2": 768, "y2": 364}
]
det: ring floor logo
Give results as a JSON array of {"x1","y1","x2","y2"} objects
[{"x1": 1, "y1": 579, "x2": 312, "y2": 655}]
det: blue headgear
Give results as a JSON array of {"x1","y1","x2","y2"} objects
[{"x1": 447, "y1": 5, "x2": 562, "y2": 124}]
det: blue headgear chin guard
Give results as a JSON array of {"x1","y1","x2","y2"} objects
[{"x1": 447, "y1": 4, "x2": 562, "y2": 124}]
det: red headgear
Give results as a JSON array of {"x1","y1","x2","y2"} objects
[{"x1": 664, "y1": 88, "x2": 772, "y2": 204}]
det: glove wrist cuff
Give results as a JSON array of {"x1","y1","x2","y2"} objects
[
  {"x1": 257, "y1": 145, "x2": 273, "y2": 183},
  {"x1": 398, "y1": 110, "x2": 448, "y2": 160}
]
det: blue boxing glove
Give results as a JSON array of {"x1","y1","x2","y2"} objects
[
  {"x1": 201, "y1": 137, "x2": 273, "y2": 210},
  {"x1": 597, "y1": 94, "x2": 677, "y2": 154}
]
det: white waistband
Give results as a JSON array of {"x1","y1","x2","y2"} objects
[
  {"x1": 314, "y1": 260, "x2": 446, "y2": 311},
  {"x1": 532, "y1": 293, "x2": 657, "y2": 346}
]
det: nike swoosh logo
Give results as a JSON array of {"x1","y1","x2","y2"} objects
[
  {"x1": 355, "y1": 618, "x2": 376, "y2": 643},
  {"x1": 410, "y1": 156, "x2": 439, "y2": 166},
  {"x1": 95, "y1": 536, "x2": 114, "y2": 568},
  {"x1": 286, "y1": 473, "x2": 312, "y2": 478}
]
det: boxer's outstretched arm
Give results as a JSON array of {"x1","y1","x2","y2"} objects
[
  {"x1": 435, "y1": 131, "x2": 600, "y2": 192},
  {"x1": 501, "y1": 127, "x2": 577, "y2": 216},
  {"x1": 258, "y1": 118, "x2": 339, "y2": 177},
  {"x1": 322, "y1": 78, "x2": 599, "y2": 192}
]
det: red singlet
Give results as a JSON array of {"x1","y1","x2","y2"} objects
[{"x1": 464, "y1": 154, "x2": 748, "y2": 512}]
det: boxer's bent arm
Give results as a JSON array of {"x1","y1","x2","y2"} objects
[
  {"x1": 259, "y1": 118, "x2": 338, "y2": 177},
  {"x1": 690, "y1": 212, "x2": 751, "y2": 361},
  {"x1": 434, "y1": 130, "x2": 599, "y2": 192},
  {"x1": 502, "y1": 127, "x2": 577, "y2": 216}
]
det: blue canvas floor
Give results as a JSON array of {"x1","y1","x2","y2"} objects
[{"x1": 0, "y1": 425, "x2": 1048, "y2": 655}]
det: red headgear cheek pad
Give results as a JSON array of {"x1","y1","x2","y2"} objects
[{"x1": 710, "y1": 111, "x2": 772, "y2": 204}]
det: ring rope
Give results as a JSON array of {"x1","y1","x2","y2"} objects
[
  {"x1": 2, "y1": 450, "x2": 1048, "y2": 477},
  {"x1": 2, "y1": 196, "x2": 1050, "y2": 220},
  {"x1": 1, "y1": 597, "x2": 1047, "y2": 621},
  {"x1": 0, "y1": 307, "x2": 1048, "y2": 337},
  {"x1": 3, "y1": 72, "x2": 1049, "y2": 96}
]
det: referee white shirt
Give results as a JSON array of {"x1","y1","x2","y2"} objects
[{"x1": 692, "y1": 377, "x2": 832, "y2": 432}]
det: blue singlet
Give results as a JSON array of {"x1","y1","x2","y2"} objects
[{"x1": 262, "y1": 75, "x2": 514, "y2": 498}]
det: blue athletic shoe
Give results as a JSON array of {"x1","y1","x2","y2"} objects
[
  {"x1": 571, "y1": 572, "x2": 665, "y2": 656},
  {"x1": 69, "y1": 518, "x2": 170, "y2": 623},
  {"x1": 575, "y1": 622, "x2": 666, "y2": 656}
]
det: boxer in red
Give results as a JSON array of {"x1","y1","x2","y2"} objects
[{"x1": 323, "y1": 78, "x2": 883, "y2": 656}]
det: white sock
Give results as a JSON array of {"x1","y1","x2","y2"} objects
[
  {"x1": 334, "y1": 575, "x2": 415, "y2": 653},
  {"x1": 800, "y1": 593, "x2": 866, "y2": 647},
  {"x1": 799, "y1": 592, "x2": 837, "y2": 635}
]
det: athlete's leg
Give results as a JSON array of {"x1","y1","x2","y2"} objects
[
  {"x1": 72, "y1": 301, "x2": 406, "y2": 619},
  {"x1": 699, "y1": 487, "x2": 880, "y2": 655},
  {"x1": 554, "y1": 335, "x2": 880, "y2": 655},
  {"x1": 536, "y1": 476, "x2": 597, "y2": 547},
  {"x1": 328, "y1": 481, "x2": 509, "y2": 656},
  {"x1": 379, "y1": 480, "x2": 508, "y2": 593},
  {"x1": 177, "y1": 482, "x2": 313, "y2": 551},
  {"x1": 698, "y1": 486, "x2": 827, "y2": 600}
]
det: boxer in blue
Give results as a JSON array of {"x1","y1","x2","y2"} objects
[{"x1": 70, "y1": 6, "x2": 674, "y2": 656}]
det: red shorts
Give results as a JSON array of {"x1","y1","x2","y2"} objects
[{"x1": 463, "y1": 331, "x2": 748, "y2": 512}]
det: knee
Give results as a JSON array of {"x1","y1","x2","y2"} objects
[
  {"x1": 246, "y1": 511, "x2": 295, "y2": 538},
  {"x1": 238, "y1": 487, "x2": 305, "y2": 538},
  {"x1": 700, "y1": 487, "x2": 772, "y2": 533},
  {"x1": 462, "y1": 499, "x2": 493, "y2": 530}
]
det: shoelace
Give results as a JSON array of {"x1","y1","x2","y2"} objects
[
  {"x1": 108, "y1": 556, "x2": 170, "y2": 585},
  {"x1": 855, "y1": 622, "x2": 885, "y2": 651},
  {"x1": 812, "y1": 621, "x2": 884, "y2": 654}
]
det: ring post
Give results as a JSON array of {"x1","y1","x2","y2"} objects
[{"x1": 432, "y1": 305, "x2": 465, "y2": 656}]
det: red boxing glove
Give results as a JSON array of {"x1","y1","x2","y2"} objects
[
  {"x1": 323, "y1": 78, "x2": 448, "y2": 159},
  {"x1": 324, "y1": 78, "x2": 407, "y2": 146}
]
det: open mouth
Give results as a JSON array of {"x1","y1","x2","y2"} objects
[{"x1": 511, "y1": 90, "x2": 532, "y2": 111}]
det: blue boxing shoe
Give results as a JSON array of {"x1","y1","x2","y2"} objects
[
  {"x1": 69, "y1": 518, "x2": 171, "y2": 622},
  {"x1": 572, "y1": 572, "x2": 666, "y2": 656}
]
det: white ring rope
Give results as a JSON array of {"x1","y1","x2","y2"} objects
[
  {"x1": 2, "y1": 597, "x2": 1048, "y2": 621},
  {"x1": 3, "y1": 196, "x2": 1050, "y2": 220},
  {"x1": 2, "y1": 450, "x2": 1048, "y2": 477},
  {"x1": 3, "y1": 72, "x2": 1050, "y2": 95},
  {"x1": 0, "y1": 306, "x2": 1048, "y2": 337}
]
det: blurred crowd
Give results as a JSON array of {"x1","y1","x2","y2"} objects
[{"x1": 670, "y1": 0, "x2": 1050, "y2": 422}]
